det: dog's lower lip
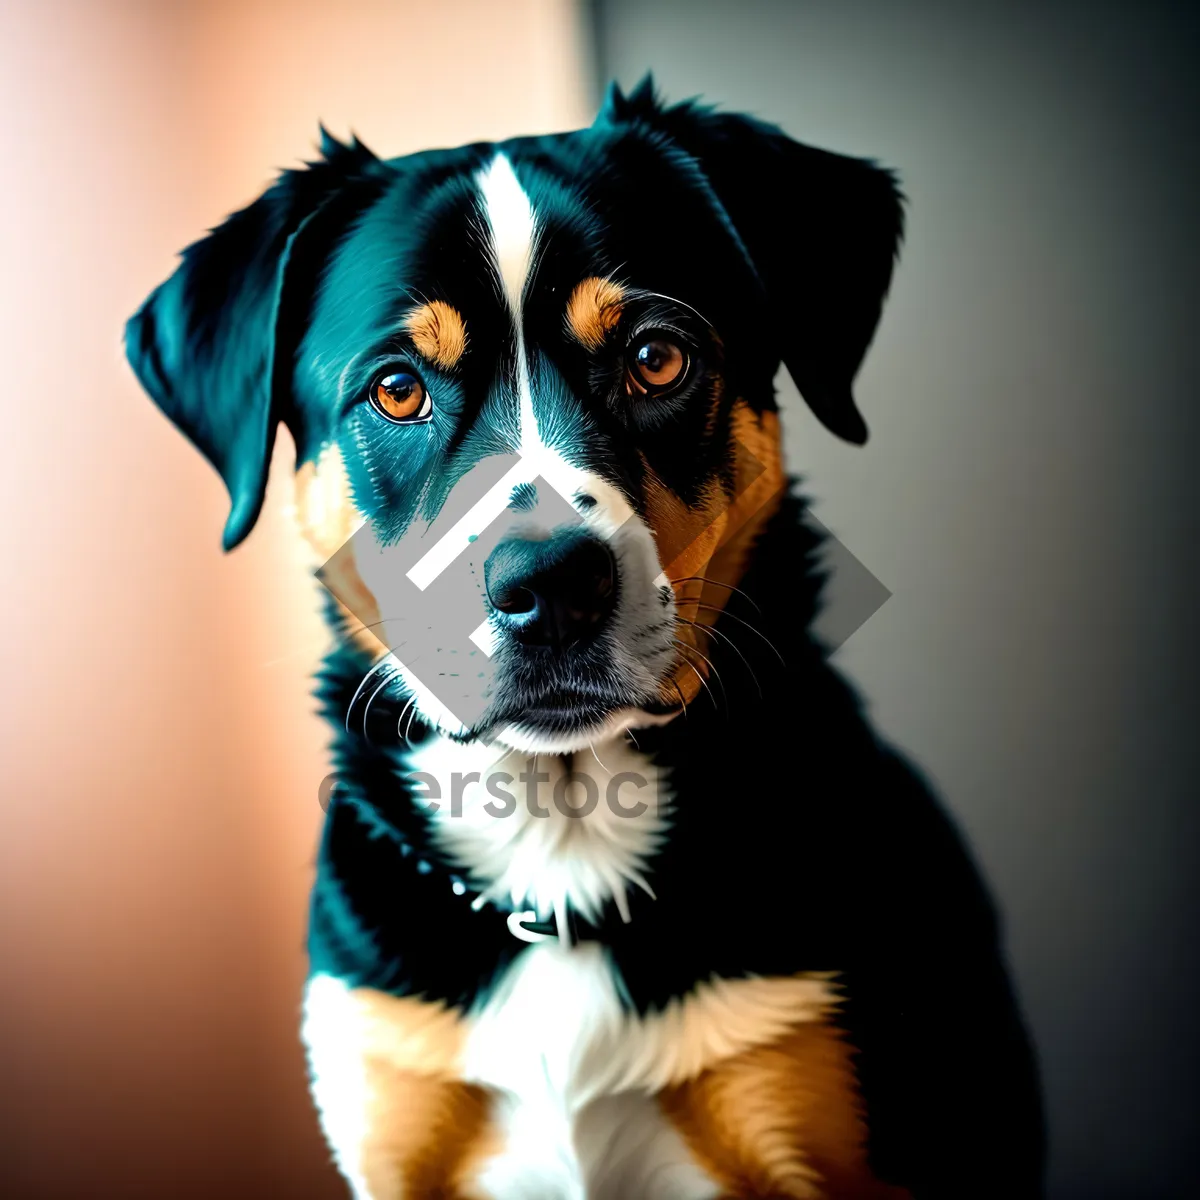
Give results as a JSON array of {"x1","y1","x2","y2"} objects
[
  {"x1": 499, "y1": 693, "x2": 620, "y2": 730},
  {"x1": 517, "y1": 702, "x2": 608, "y2": 723}
]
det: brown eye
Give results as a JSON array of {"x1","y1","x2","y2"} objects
[
  {"x1": 628, "y1": 337, "x2": 688, "y2": 394},
  {"x1": 370, "y1": 370, "x2": 431, "y2": 422}
]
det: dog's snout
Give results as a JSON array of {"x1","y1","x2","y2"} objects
[{"x1": 485, "y1": 529, "x2": 617, "y2": 650}]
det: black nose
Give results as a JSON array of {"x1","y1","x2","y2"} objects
[{"x1": 484, "y1": 529, "x2": 617, "y2": 649}]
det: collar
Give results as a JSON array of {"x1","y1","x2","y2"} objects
[
  {"x1": 329, "y1": 770, "x2": 601, "y2": 948},
  {"x1": 505, "y1": 909, "x2": 587, "y2": 944}
]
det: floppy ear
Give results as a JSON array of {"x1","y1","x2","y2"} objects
[
  {"x1": 599, "y1": 77, "x2": 904, "y2": 445},
  {"x1": 124, "y1": 129, "x2": 379, "y2": 549}
]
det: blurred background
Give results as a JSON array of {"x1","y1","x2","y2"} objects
[{"x1": 0, "y1": 1, "x2": 1195, "y2": 1197}]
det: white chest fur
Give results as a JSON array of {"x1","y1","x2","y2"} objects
[
  {"x1": 465, "y1": 941, "x2": 722, "y2": 1199},
  {"x1": 403, "y1": 735, "x2": 671, "y2": 934}
]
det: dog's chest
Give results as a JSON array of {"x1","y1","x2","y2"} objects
[
  {"x1": 463, "y1": 941, "x2": 721, "y2": 1198},
  {"x1": 404, "y1": 735, "x2": 671, "y2": 928},
  {"x1": 458, "y1": 943, "x2": 835, "y2": 1198}
]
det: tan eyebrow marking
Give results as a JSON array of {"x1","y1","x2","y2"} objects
[
  {"x1": 566, "y1": 276, "x2": 625, "y2": 349},
  {"x1": 405, "y1": 300, "x2": 468, "y2": 369}
]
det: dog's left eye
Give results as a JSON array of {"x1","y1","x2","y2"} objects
[
  {"x1": 626, "y1": 336, "x2": 689, "y2": 396},
  {"x1": 369, "y1": 369, "x2": 433, "y2": 423}
]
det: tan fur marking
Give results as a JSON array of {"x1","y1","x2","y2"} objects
[
  {"x1": 566, "y1": 276, "x2": 625, "y2": 349},
  {"x1": 406, "y1": 300, "x2": 468, "y2": 369},
  {"x1": 294, "y1": 445, "x2": 384, "y2": 656},
  {"x1": 347, "y1": 987, "x2": 471, "y2": 1078},
  {"x1": 660, "y1": 1019, "x2": 912, "y2": 1200},
  {"x1": 646, "y1": 398, "x2": 787, "y2": 706},
  {"x1": 309, "y1": 984, "x2": 499, "y2": 1199},
  {"x1": 295, "y1": 443, "x2": 358, "y2": 559},
  {"x1": 354, "y1": 1069, "x2": 497, "y2": 1199}
]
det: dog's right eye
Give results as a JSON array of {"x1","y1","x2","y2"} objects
[
  {"x1": 369, "y1": 370, "x2": 432, "y2": 423},
  {"x1": 626, "y1": 335, "x2": 689, "y2": 397}
]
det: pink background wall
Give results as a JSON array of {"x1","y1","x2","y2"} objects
[{"x1": 0, "y1": 2, "x2": 590, "y2": 1194}]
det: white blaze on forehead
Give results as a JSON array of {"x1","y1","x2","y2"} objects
[
  {"x1": 478, "y1": 153, "x2": 537, "y2": 319},
  {"x1": 477, "y1": 153, "x2": 553, "y2": 467}
]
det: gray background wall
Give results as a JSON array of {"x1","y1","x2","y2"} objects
[{"x1": 590, "y1": 2, "x2": 1199, "y2": 1197}]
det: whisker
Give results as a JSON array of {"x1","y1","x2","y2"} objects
[
  {"x1": 343, "y1": 632, "x2": 417, "y2": 733},
  {"x1": 361, "y1": 668, "x2": 398, "y2": 742},
  {"x1": 403, "y1": 694, "x2": 422, "y2": 742},
  {"x1": 677, "y1": 616, "x2": 763, "y2": 699},
  {"x1": 673, "y1": 637, "x2": 727, "y2": 708},
  {"x1": 345, "y1": 656, "x2": 392, "y2": 732},
  {"x1": 691, "y1": 603, "x2": 786, "y2": 665},
  {"x1": 673, "y1": 640, "x2": 719, "y2": 710},
  {"x1": 395, "y1": 694, "x2": 417, "y2": 742},
  {"x1": 623, "y1": 286, "x2": 713, "y2": 331},
  {"x1": 669, "y1": 575, "x2": 762, "y2": 614},
  {"x1": 588, "y1": 740, "x2": 610, "y2": 775}
]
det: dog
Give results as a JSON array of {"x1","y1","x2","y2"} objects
[{"x1": 125, "y1": 79, "x2": 1045, "y2": 1199}]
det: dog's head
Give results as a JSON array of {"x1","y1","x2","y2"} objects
[{"x1": 126, "y1": 80, "x2": 902, "y2": 752}]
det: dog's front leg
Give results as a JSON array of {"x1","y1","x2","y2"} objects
[{"x1": 303, "y1": 974, "x2": 498, "y2": 1199}]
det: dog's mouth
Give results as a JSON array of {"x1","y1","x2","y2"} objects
[
  {"x1": 508, "y1": 695, "x2": 615, "y2": 729},
  {"x1": 481, "y1": 682, "x2": 683, "y2": 753},
  {"x1": 491, "y1": 700, "x2": 681, "y2": 754}
]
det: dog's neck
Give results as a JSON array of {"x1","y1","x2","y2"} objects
[
  {"x1": 317, "y1": 491, "x2": 827, "y2": 937},
  {"x1": 402, "y1": 731, "x2": 671, "y2": 937}
]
